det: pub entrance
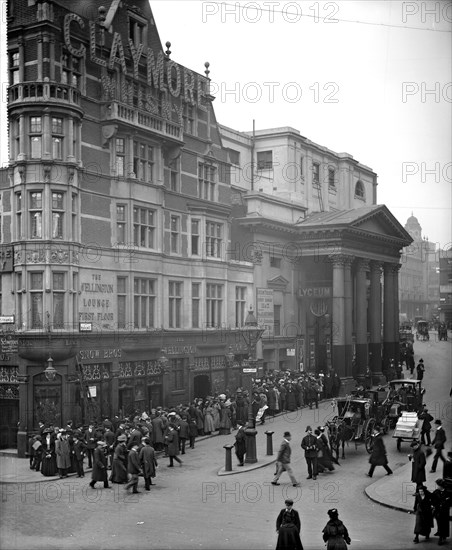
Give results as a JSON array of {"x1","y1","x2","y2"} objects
[
  {"x1": 0, "y1": 400, "x2": 18, "y2": 449},
  {"x1": 193, "y1": 375, "x2": 210, "y2": 399}
]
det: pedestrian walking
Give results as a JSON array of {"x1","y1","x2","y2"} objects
[
  {"x1": 431, "y1": 479, "x2": 452, "y2": 546},
  {"x1": 110, "y1": 434, "x2": 128, "y2": 484},
  {"x1": 125, "y1": 443, "x2": 141, "y2": 493},
  {"x1": 178, "y1": 415, "x2": 189, "y2": 454},
  {"x1": 416, "y1": 359, "x2": 425, "y2": 381},
  {"x1": 89, "y1": 441, "x2": 110, "y2": 489},
  {"x1": 418, "y1": 405, "x2": 433, "y2": 446},
  {"x1": 412, "y1": 485, "x2": 434, "y2": 544},
  {"x1": 322, "y1": 508, "x2": 351, "y2": 549},
  {"x1": 366, "y1": 428, "x2": 393, "y2": 477},
  {"x1": 409, "y1": 440, "x2": 427, "y2": 488},
  {"x1": 301, "y1": 426, "x2": 319, "y2": 480},
  {"x1": 234, "y1": 420, "x2": 246, "y2": 466},
  {"x1": 166, "y1": 425, "x2": 183, "y2": 467},
  {"x1": 139, "y1": 438, "x2": 157, "y2": 491},
  {"x1": 275, "y1": 498, "x2": 303, "y2": 550},
  {"x1": 271, "y1": 431, "x2": 300, "y2": 487},
  {"x1": 188, "y1": 417, "x2": 198, "y2": 449},
  {"x1": 430, "y1": 419, "x2": 447, "y2": 473}
]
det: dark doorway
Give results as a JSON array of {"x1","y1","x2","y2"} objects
[
  {"x1": 148, "y1": 384, "x2": 162, "y2": 410},
  {"x1": 193, "y1": 375, "x2": 210, "y2": 399},
  {"x1": 118, "y1": 387, "x2": 134, "y2": 417},
  {"x1": 0, "y1": 400, "x2": 19, "y2": 449}
]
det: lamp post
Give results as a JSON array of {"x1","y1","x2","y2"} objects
[
  {"x1": 241, "y1": 306, "x2": 265, "y2": 464},
  {"x1": 158, "y1": 349, "x2": 170, "y2": 407}
]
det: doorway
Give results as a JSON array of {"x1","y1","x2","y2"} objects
[
  {"x1": 0, "y1": 400, "x2": 18, "y2": 449},
  {"x1": 193, "y1": 374, "x2": 210, "y2": 399}
]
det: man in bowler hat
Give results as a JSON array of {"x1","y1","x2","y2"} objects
[{"x1": 271, "y1": 432, "x2": 300, "y2": 487}]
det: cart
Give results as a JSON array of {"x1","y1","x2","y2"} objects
[
  {"x1": 393, "y1": 411, "x2": 422, "y2": 451},
  {"x1": 416, "y1": 320, "x2": 430, "y2": 341},
  {"x1": 386, "y1": 379, "x2": 424, "y2": 428}
]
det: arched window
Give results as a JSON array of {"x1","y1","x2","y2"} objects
[{"x1": 355, "y1": 180, "x2": 365, "y2": 198}]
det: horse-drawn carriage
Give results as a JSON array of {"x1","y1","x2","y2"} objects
[
  {"x1": 416, "y1": 320, "x2": 430, "y2": 341},
  {"x1": 326, "y1": 397, "x2": 377, "y2": 459}
]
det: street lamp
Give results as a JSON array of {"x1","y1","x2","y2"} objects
[{"x1": 241, "y1": 306, "x2": 265, "y2": 464}]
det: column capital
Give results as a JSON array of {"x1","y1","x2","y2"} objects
[
  {"x1": 328, "y1": 253, "x2": 354, "y2": 267},
  {"x1": 384, "y1": 262, "x2": 402, "y2": 274},
  {"x1": 370, "y1": 260, "x2": 383, "y2": 273},
  {"x1": 355, "y1": 258, "x2": 370, "y2": 272}
]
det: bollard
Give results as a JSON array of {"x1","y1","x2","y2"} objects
[
  {"x1": 265, "y1": 430, "x2": 274, "y2": 456},
  {"x1": 223, "y1": 443, "x2": 235, "y2": 472}
]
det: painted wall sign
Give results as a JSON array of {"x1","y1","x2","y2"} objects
[
  {"x1": 0, "y1": 246, "x2": 14, "y2": 273},
  {"x1": 79, "y1": 348, "x2": 122, "y2": 360},
  {"x1": 256, "y1": 288, "x2": 274, "y2": 337},
  {"x1": 79, "y1": 272, "x2": 115, "y2": 327}
]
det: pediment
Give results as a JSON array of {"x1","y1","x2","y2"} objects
[
  {"x1": 351, "y1": 206, "x2": 412, "y2": 242},
  {"x1": 267, "y1": 275, "x2": 289, "y2": 290}
]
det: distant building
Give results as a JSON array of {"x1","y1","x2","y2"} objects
[
  {"x1": 438, "y1": 248, "x2": 452, "y2": 327},
  {"x1": 399, "y1": 214, "x2": 439, "y2": 322}
]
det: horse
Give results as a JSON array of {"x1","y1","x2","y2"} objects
[{"x1": 326, "y1": 419, "x2": 355, "y2": 461}]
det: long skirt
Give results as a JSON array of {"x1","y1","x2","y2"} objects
[
  {"x1": 110, "y1": 459, "x2": 128, "y2": 484},
  {"x1": 41, "y1": 453, "x2": 57, "y2": 477},
  {"x1": 276, "y1": 523, "x2": 303, "y2": 550}
]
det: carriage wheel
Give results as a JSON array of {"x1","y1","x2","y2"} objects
[
  {"x1": 365, "y1": 419, "x2": 376, "y2": 453},
  {"x1": 382, "y1": 416, "x2": 391, "y2": 434}
]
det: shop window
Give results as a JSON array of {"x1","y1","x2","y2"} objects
[{"x1": 172, "y1": 358, "x2": 185, "y2": 390}]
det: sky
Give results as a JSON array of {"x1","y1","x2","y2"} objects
[{"x1": 0, "y1": 0, "x2": 450, "y2": 249}]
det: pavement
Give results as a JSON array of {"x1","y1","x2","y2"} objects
[{"x1": 2, "y1": 408, "x2": 445, "y2": 514}]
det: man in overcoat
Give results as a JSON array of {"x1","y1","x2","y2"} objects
[
  {"x1": 271, "y1": 431, "x2": 300, "y2": 487},
  {"x1": 72, "y1": 432, "x2": 86, "y2": 478},
  {"x1": 366, "y1": 429, "x2": 393, "y2": 477},
  {"x1": 89, "y1": 441, "x2": 110, "y2": 489},
  {"x1": 139, "y1": 438, "x2": 157, "y2": 491},
  {"x1": 418, "y1": 405, "x2": 433, "y2": 446},
  {"x1": 165, "y1": 425, "x2": 183, "y2": 467},
  {"x1": 55, "y1": 431, "x2": 71, "y2": 478},
  {"x1": 151, "y1": 412, "x2": 165, "y2": 452},
  {"x1": 125, "y1": 443, "x2": 141, "y2": 493},
  {"x1": 410, "y1": 440, "x2": 427, "y2": 488},
  {"x1": 430, "y1": 419, "x2": 447, "y2": 473},
  {"x1": 84, "y1": 424, "x2": 97, "y2": 469},
  {"x1": 301, "y1": 426, "x2": 320, "y2": 480}
]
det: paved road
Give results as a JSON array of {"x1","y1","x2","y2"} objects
[{"x1": 0, "y1": 334, "x2": 450, "y2": 550}]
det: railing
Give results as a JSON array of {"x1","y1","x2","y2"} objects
[
  {"x1": 106, "y1": 102, "x2": 182, "y2": 140},
  {"x1": 9, "y1": 82, "x2": 81, "y2": 108}
]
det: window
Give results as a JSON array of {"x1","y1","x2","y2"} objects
[
  {"x1": 300, "y1": 156, "x2": 304, "y2": 178},
  {"x1": 117, "y1": 205, "x2": 126, "y2": 244},
  {"x1": 72, "y1": 194, "x2": 78, "y2": 239},
  {"x1": 129, "y1": 16, "x2": 147, "y2": 47},
  {"x1": 16, "y1": 193, "x2": 22, "y2": 240},
  {"x1": 274, "y1": 305, "x2": 281, "y2": 336},
  {"x1": 172, "y1": 358, "x2": 184, "y2": 390},
  {"x1": 198, "y1": 163, "x2": 216, "y2": 201},
  {"x1": 61, "y1": 53, "x2": 81, "y2": 88},
  {"x1": 257, "y1": 151, "x2": 272, "y2": 170},
  {"x1": 30, "y1": 272, "x2": 43, "y2": 329},
  {"x1": 169, "y1": 281, "x2": 182, "y2": 328},
  {"x1": 228, "y1": 149, "x2": 240, "y2": 166},
  {"x1": 117, "y1": 277, "x2": 127, "y2": 329},
  {"x1": 16, "y1": 273, "x2": 23, "y2": 328},
  {"x1": 170, "y1": 161, "x2": 179, "y2": 192},
  {"x1": 52, "y1": 192, "x2": 64, "y2": 239},
  {"x1": 206, "y1": 283, "x2": 223, "y2": 328},
  {"x1": 312, "y1": 162, "x2": 320, "y2": 185},
  {"x1": 183, "y1": 104, "x2": 195, "y2": 134},
  {"x1": 133, "y1": 278, "x2": 155, "y2": 329},
  {"x1": 170, "y1": 215, "x2": 180, "y2": 254},
  {"x1": 270, "y1": 256, "x2": 281, "y2": 268},
  {"x1": 133, "y1": 141, "x2": 154, "y2": 182},
  {"x1": 206, "y1": 221, "x2": 222, "y2": 258},
  {"x1": 10, "y1": 51, "x2": 20, "y2": 85},
  {"x1": 235, "y1": 286, "x2": 246, "y2": 327},
  {"x1": 30, "y1": 192, "x2": 42, "y2": 239},
  {"x1": 52, "y1": 273, "x2": 65, "y2": 329},
  {"x1": 192, "y1": 283, "x2": 200, "y2": 328},
  {"x1": 52, "y1": 117, "x2": 64, "y2": 160},
  {"x1": 355, "y1": 180, "x2": 365, "y2": 198},
  {"x1": 30, "y1": 117, "x2": 42, "y2": 159},
  {"x1": 328, "y1": 167, "x2": 335, "y2": 188},
  {"x1": 133, "y1": 207, "x2": 155, "y2": 248},
  {"x1": 115, "y1": 138, "x2": 125, "y2": 177},
  {"x1": 191, "y1": 220, "x2": 200, "y2": 255}
]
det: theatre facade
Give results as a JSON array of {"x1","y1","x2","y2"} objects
[{"x1": 1, "y1": 0, "x2": 411, "y2": 455}]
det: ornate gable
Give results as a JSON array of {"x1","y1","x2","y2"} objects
[{"x1": 267, "y1": 275, "x2": 289, "y2": 291}]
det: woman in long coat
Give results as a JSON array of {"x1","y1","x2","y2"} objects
[
  {"x1": 431, "y1": 479, "x2": 452, "y2": 546},
  {"x1": 40, "y1": 429, "x2": 57, "y2": 477},
  {"x1": 110, "y1": 436, "x2": 128, "y2": 484},
  {"x1": 322, "y1": 509, "x2": 351, "y2": 550},
  {"x1": 275, "y1": 499, "x2": 303, "y2": 550},
  {"x1": 55, "y1": 432, "x2": 71, "y2": 478},
  {"x1": 203, "y1": 401, "x2": 215, "y2": 435},
  {"x1": 219, "y1": 401, "x2": 232, "y2": 435},
  {"x1": 413, "y1": 485, "x2": 434, "y2": 543}
]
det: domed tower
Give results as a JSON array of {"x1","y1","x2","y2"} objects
[{"x1": 405, "y1": 213, "x2": 422, "y2": 242}]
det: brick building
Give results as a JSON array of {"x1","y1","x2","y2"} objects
[{"x1": 1, "y1": 0, "x2": 412, "y2": 454}]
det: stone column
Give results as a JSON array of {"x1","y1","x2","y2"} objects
[
  {"x1": 369, "y1": 262, "x2": 384, "y2": 384},
  {"x1": 331, "y1": 254, "x2": 355, "y2": 395},
  {"x1": 355, "y1": 259, "x2": 369, "y2": 384},
  {"x1": 393, "y1": 264, "x2": 401, "y2": 364},
  {"x1": 383, "y1": 263, "x2": 396, "y2": 372},
  {"x1": 344, "y1": 256, "x2": 354, "y2": 378}
]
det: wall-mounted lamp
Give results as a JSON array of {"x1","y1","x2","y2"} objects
[{"x1": 44, "y1": 355, "x2": 56, "y2": 381}]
